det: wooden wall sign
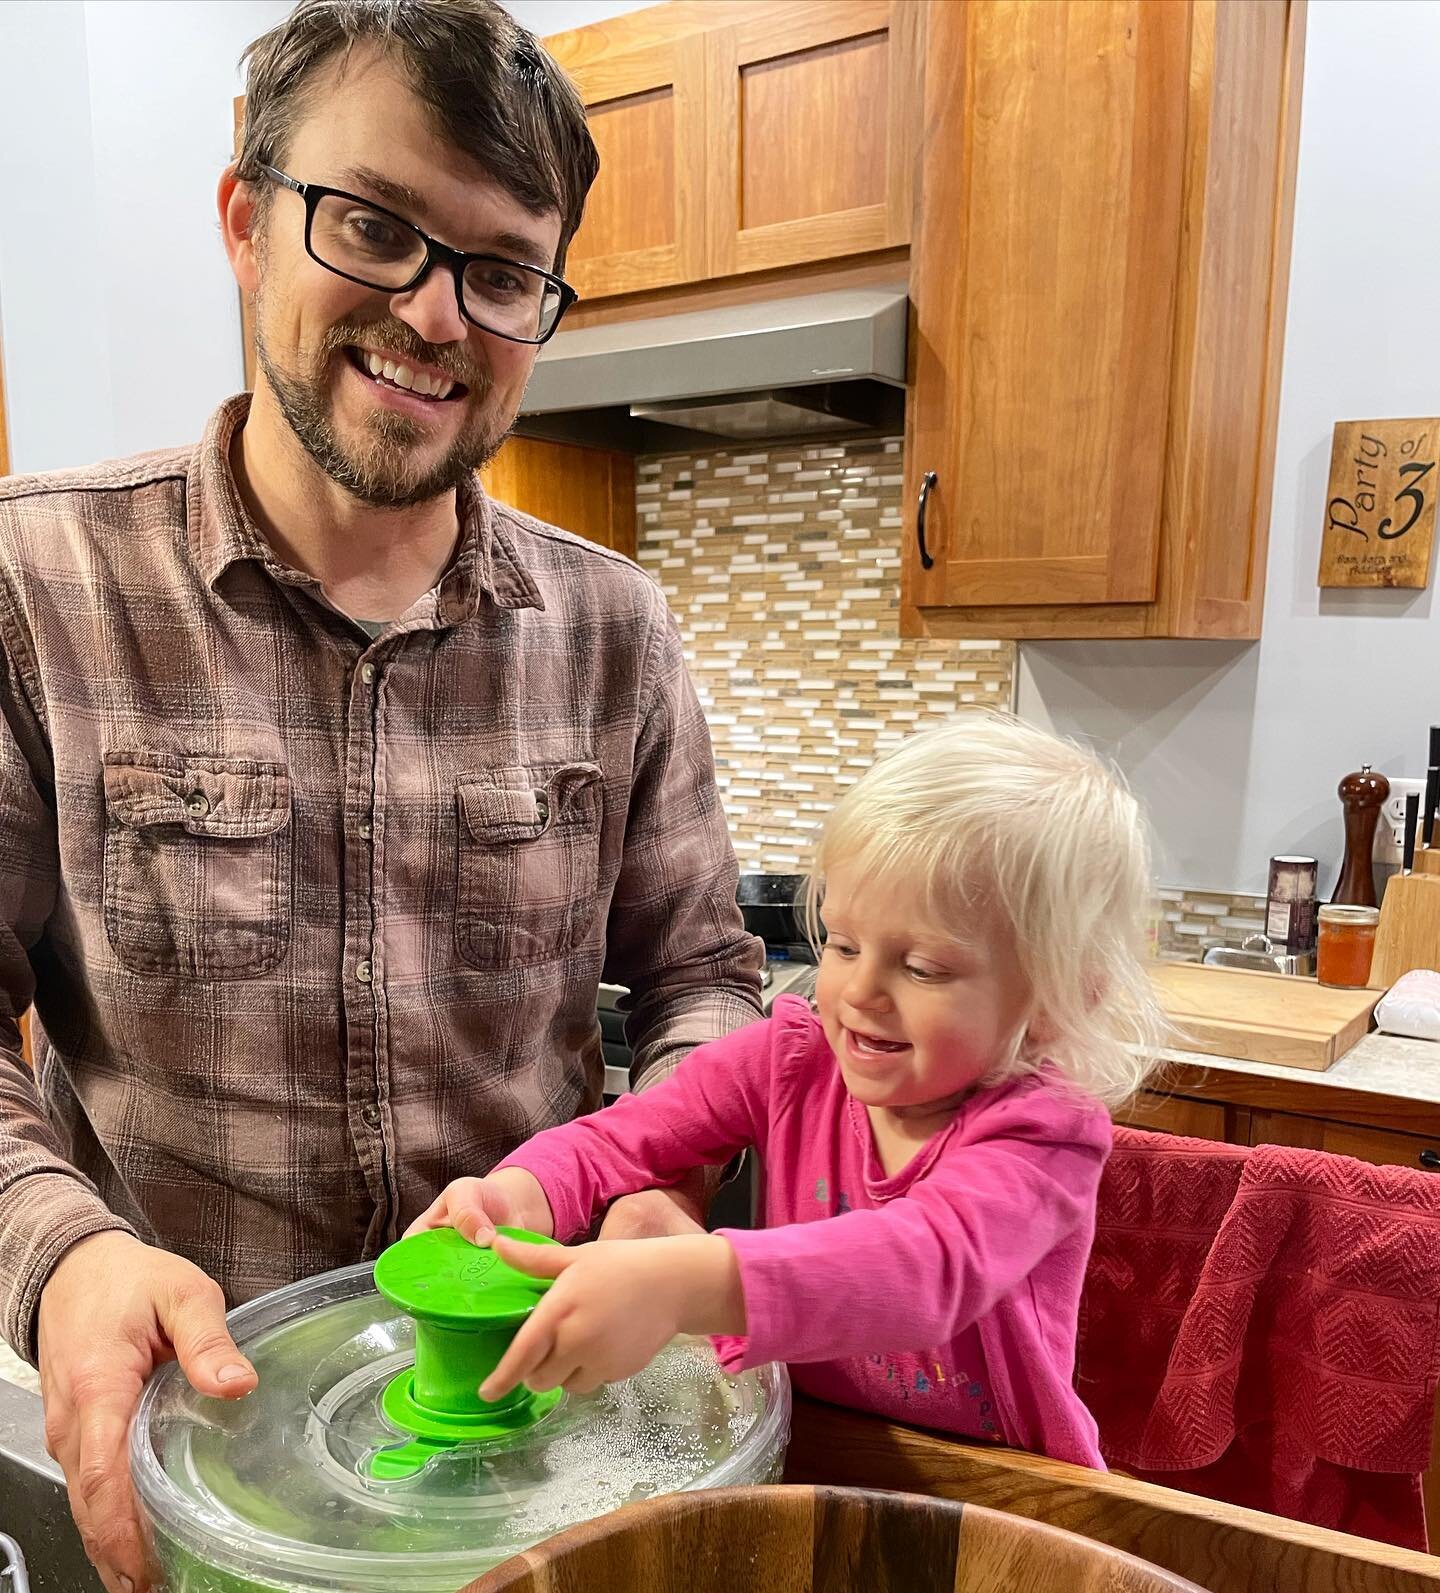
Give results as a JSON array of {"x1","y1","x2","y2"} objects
[{"x1": 1318, "y1": 417, "x2": 1438, "y2": 588}]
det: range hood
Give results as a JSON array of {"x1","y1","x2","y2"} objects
[{"x1": 515, "y1": 285, "x2": 908, "y2": 452}]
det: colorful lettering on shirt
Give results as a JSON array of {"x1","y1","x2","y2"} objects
[{"x1": 851, "y1": 1349, "x2": 997, "y2": 1438}]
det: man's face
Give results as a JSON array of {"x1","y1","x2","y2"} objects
[{"x1": 249, "y1": 47, "x2": 563, "y2": 509}]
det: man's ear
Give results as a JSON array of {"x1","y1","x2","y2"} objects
[{"x1": 218, "y1": 162, "x2": 261, "y2": 295}]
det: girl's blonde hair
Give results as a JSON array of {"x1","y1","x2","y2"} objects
[{"x1": 808, "y1": 711, "x2": 1166, "y2": 1108}]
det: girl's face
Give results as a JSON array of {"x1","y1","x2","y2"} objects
[{"x1": 814, "y1": 865, "x2": 1031, "y2": 1116}]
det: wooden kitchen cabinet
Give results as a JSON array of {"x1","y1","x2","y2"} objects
[
  {"x1": 1118, "y1": 1082, "x2": 1440, "y2": 1181},
  {"x1": 480, "y1": 436, "x2": 637, "y2": 559},
  {"x1": 559, "y1": 33, "x2": 710, "y2": 300},
  {"x1": 702, "y1": 0, "x2": 919, "y2": 279},
  {"x1": 1115, "y1": 1091, "x2": 1228, "y2": 1142},
  {"x1": 902, "y1": 0, "x2": 1305, "y2": 640},
  {"x1": 1245, "y1": 1110, "x2": 1440, "y2": 1175},
  {"x1": 548, "y1": 0, "x2": 919, "y2": 300}
]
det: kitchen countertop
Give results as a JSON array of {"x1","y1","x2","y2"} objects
[
  {"x1": 1160, "y1": 1028, "x2": 1440, "y2": 1106},
  {"x1": 0, "y1": 1341, "x2": 38, "y2": 1393}
]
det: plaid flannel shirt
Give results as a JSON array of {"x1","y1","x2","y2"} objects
[{"x1": 0, "y1": 395, "x2": 762, "y2": 1359}]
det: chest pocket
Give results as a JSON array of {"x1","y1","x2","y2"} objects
[
  {"x1": 101, "y1": 750, "x2": 292, "y2": 980},
  {"x1": 455, "y1": 761, "x2": 603, "y2": 969}
]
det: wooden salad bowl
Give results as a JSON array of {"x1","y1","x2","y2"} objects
[{"x1": 463, "y1": 1483, "x2": 1209, "y2": 1592}]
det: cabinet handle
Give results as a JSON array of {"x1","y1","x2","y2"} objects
[
  {"x1": 916, "y1": 470, "x2": 938, "y2": 570},
  {"x1": 1420, "y1": 1149, "x2": 1440, "y2": 1170}
]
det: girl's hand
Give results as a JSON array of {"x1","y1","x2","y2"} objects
[
  {"x1": 480, "y1": 1232, "x2": 746, "y2": 1400},
  {"x1": 404, "y1": 1167, "x2": 554, "y2": 1246}
]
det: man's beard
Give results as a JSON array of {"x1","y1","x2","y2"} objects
[{"x1": 253, "y1": 308, "x2": 507, "y2": 509}]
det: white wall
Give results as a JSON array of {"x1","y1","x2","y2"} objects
[
  {"x1": 0, "y1": 2, "x2": 114, "y2": 472},
  {"x1": 0, "y1": 0, "x2": 291, "y2": 473},
  {"x1": 1018, "y1": 0, "x2": 1440, "y2": 898}
]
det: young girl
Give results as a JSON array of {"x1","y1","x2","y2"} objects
[{"x1": 410, "y1": 712, "x2": 1164, "y2": 1466}]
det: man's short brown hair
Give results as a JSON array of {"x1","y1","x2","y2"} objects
[{"x1": 236, "y1": 0, "x2": 598, "y2": 271}]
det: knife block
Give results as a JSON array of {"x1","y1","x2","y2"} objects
[{"x1": 1370, "y1": 871, "x2": 1440, "y2": 988}]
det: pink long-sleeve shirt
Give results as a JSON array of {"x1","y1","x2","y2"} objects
[{"x1": 499, "y1": 995, "x2": 1112, "y2": 1466}]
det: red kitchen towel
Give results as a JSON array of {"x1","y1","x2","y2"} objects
[{"x1": 1078, "y1": 1126, "x2": 1440, "y2": 1550}]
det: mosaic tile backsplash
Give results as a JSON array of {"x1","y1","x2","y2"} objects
[
  {"x1": 635, "y1": 436, "x2": 1015, "y2": 873},
  {"x1": 1154, "y1": 887, "x2": 1269, "y2": 962}
]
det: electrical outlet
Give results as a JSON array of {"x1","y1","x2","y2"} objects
[{"x1": 1378, "y1": 777, "x2": 1426, "y2": 864}]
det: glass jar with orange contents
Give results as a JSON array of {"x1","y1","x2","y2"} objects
[{"x1": 1316, "y1": 904, "x2": 1380, "y2": 988}]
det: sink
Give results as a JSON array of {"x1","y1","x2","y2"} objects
[
  {"x1": 0, "y1": 1377, "x2": 103, "y2": 1591},
  {"x1": 1202, "y1": 937, "x2": 1315, "y2": 977}
]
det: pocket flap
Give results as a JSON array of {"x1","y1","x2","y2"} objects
[
  {"x1": 103, "y1": 751, "x2": 291, "y2": 838},
  {"x1": 457, "y1": 762, "x2": 601, "y2": 843}
]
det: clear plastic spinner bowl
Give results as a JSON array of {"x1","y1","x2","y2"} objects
[{"x1": 130, "y1": 1251, "x2": 790, "y2": 1593}]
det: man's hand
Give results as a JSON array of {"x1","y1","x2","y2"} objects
[
  {"x1": 479, "y1": 1231, "x2": 745, "y2": 1401},
  {"x1": 37, "y1": 1231, "x2": 257, "y2": 1593},
  {"x1": 404, "y1": 1167, "x2": 553, "y2": 1246},
  {"x1": 598, "y1": 1168, "x2": 708, "y2": 1241}
]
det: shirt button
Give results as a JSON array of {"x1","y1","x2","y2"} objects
[
  {"x1": 361, "y1": 663, "x2": 377, "y2": 685},
  {"x1": 357, "y1": 820, "x2": 373, "y2": 840},
  {"x1": 356, "y1": 959, "x2": 373, "y2": 983},
  {"x1": 185, "y1": 792, "x2": 210, "y2": 818},
  {"x1": 361, "y1": 1104, "x2": 381, "y2": 1129}
]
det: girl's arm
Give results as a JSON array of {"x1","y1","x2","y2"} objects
[
  {"x1": 494, "y1": 1005, "x2": 788, "y2": 1240},
  {"x1": 479, "y1": 1085, "x2": 1110, "y2": 1403},
  {"x1": 720, "y1": 1093, "x2": 1112, "y2": 1370}
]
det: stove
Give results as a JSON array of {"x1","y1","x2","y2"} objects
[{"x1": 598, "y1": 872, "x2": 816, "y2": 1098}]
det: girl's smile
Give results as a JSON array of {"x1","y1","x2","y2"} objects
[{"x1": 841, "y1": 1026, "x2": 912, "y2": 1071}]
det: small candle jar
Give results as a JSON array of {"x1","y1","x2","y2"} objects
[{"x1": 1316, "y1": 904, "x2": 1380, "y2": 988}]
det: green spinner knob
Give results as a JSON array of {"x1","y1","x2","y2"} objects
[{"x1": 367, "y1": 1225, "x2": 562, "y2": 1480}]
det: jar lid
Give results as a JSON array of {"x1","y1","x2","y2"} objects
[{"x1": 1318, "y1": 904, "x2": 1380, "y2": 924}]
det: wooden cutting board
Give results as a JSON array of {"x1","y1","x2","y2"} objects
[{"x1": 1149, "y1": 963, "x2": 1379, "y2": 1071}]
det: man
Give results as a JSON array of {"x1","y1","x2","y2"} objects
[{"x1": 0, "y1": 3, "x2": 761, "y2": 1587}]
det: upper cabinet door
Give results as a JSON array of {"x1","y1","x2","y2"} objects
[
  {"x1": 564, "y1": 35, "x2": 710, "y2": 300},
  {"x1": 704, "y1": 0, "x2": 920, "y2": 279},
  {"x1": 903, "y1": 0, "x2": 1189, "y2": 612}
]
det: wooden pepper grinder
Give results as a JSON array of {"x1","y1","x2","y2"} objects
[{"x1": 1333, "y1": 764, "x2": 1390, "y2": 907}]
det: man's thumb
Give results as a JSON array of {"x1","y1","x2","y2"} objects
[
  {"x1": 493, "y1": 1233, "x2": 574, "y2": 1280},
  {"x1": 165, "y1": 1284, "x2": 256, "y2": 1399}
]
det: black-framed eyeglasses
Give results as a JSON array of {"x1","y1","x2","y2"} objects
[{"x1": 257, "y1": 165, "x2": 577, "y2": 345}]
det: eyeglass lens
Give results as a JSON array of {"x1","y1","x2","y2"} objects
[{"x1": 309, "y1": 192, "x2": 563, "y2": 341}]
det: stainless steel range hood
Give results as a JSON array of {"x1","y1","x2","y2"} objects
[{"x1": 515, "y1": 285, "x2": 908, "y2": 452}]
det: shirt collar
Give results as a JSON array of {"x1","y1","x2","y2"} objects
[{"x1": 188, "y1": 393, "x2": 544, "y2": 624}]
